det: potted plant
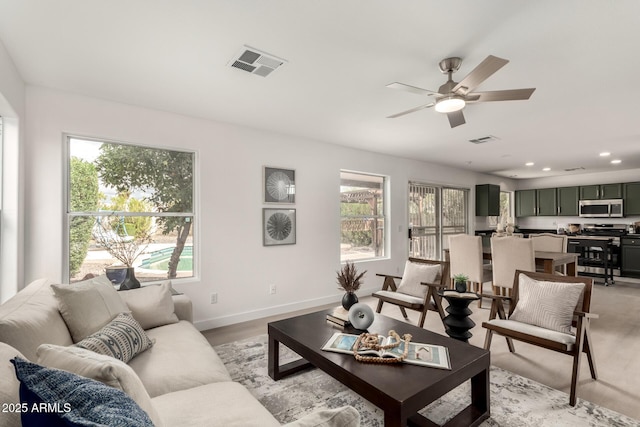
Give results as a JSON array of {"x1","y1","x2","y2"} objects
[
  {"x1": 336, "y1": 261, "x2": 367, "y2": 310},
  {"x1": 453, "y1": 273, "x2": 468, "y2": 293},
  {"x1": 93, "y1": 214, "x2": 152, "y2": 290}
]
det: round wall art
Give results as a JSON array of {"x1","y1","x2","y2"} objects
[
  {"x1": 263, "y1": 167, "x2": 295, "y2": 203},
  {"x1": 263, "y1": 208, "x2": 296, "y2": 246}
]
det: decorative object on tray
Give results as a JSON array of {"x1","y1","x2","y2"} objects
[
  {"x1": 322, "y1": 332, "x2": 451, "y2": 369},
  {"x1": 263, "y1": 208, "x2": 296, "y2": 246},
  {"x1": 348, "y1": 303, "x2": 375, "y2": 330},
  {"x1": 452, "y1": 273, "x2": 468, "y2": 293},
  {"x1": 326, "y1": 306, "x2": 351, "y2": 328},
  {"x1": 263, "y1": 166, "x2": 295, "y2": 204},
  {"x1": 336, "y1": 261, "x2": 366, "y2": 310},
  {"x1": 93, "y1": 213, "x2": 152, "y2": 290}
]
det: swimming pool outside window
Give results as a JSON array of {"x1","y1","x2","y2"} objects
[{"x1": 66, "y1": 136, "x2": 195, "y2": 283}]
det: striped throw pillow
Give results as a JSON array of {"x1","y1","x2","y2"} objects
[
  {"x1": 509, "y1": 274, "x2": 585, "y2": 335},
  {"x1": 74, "y1": 313, "x2": 153, "y2": 363}
]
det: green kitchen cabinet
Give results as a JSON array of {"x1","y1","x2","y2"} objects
[
  {"x1": 476, "y1": 184, "x2": 500, "y2": 216},
  {"x1": 624, "y1": 182, "x2": 640, "y2": 215},
  {"x1": 557, "y1": 186, "x2": 579, "y2": 216},
  {"x1": 516, "y1": 189, "x2": 537, "y2": 217},
  {"x1": 579, "y1": 184, "x2": 622, "y2": 200},
  {"x1": 537, "y1": 188, "x2": 557, "y2": 216}
]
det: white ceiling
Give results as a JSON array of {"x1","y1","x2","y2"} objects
[{"x1": 1, "y1": 0, "x2": 639, "y2": 179}]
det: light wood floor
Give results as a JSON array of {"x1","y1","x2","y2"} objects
[{"x1": 201, "y1": 280, "x2": 640, "y2": 421}]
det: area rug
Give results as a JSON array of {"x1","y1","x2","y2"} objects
[{"x1": 214, "y1": 335, "x2": 639, "y2": 426}]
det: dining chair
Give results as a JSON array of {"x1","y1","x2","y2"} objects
[
  {"x1": 529, "y1": 233, "x2": 568, "y2": 274},
  {"x1": 447, "y1": 234, "x2": 492, "y2": 308},
  {"x1": 490, "y1": 236, "x2": 535, "y2": 297}
]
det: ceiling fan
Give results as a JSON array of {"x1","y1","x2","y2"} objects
[{"x1": 386, "y1": 55, "x2": 536, "y2": 128}]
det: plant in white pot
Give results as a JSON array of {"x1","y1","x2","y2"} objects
[{"x1": 93, "y1": 213, "x2": 152, "y2": 290}]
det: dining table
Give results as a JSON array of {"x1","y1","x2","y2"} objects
[{"x1": 480, "y1": 247, "x2": 578, "y2": 276}]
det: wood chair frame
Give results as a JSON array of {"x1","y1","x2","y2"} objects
[
  {"x1": 372, "y1": 258, "x2": 450, "y2": 328},
  {"x1": 482, "y1": 270, "x2": 598, "y2": 406}
]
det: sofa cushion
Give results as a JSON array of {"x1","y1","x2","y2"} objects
[
  {"x1": 36, "y1": 344, "x2": 163, "y2": 427},
  {"x1": 118, "y1": 281, "x2": 179, "y2": 329},
  {"x1": 151, "y1": 381, "x2": 281, "y2": 427},
  {"x1": 51, "y1": 275, "x2": 129, "y2": 342},
  {"x1": 0, "y1": 278, "x2": 73, "y2": 361},
  {"x1": 0, "y1": 343, "x2": 24, "y2": 427},
  {"x1": 11, "y1": 357, "x2": 153, "y2": 427},
  {"x1": 128, "y1": 320, "x2": 232, "y2": 397},
  {"x1": 74, "y1": 312, "x2": 154, "y2": 363}
]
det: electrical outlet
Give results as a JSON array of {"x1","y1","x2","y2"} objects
[
  {"x1": 269, "y1": 284, "x2": 277, "y2": 295},
  {"x1": 210, "y1": 293, "x2": 218, "y2": 304}
]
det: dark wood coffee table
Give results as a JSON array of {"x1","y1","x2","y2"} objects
[{"x1": 268, "y1": 309, "x2": 490, "y2": 427}]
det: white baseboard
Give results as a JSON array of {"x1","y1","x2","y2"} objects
[{"x1": 193, "y1": 286, "x2": 379, "y2": 331}]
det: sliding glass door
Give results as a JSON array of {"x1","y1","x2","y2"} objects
[{"x1": 408, "y1": 182, "x2": 469, "y2": 260}]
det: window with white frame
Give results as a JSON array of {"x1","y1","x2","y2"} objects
[
  {"x1": 340, "y1": 171, "x2": 386, "y2": 262},
  {"x1": 66, "y1": 136, "x2": 195, "y2": 283}
]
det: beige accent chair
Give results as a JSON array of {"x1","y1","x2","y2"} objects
[
  {"x1": 490, "y1": 236, "x2": 535, "y2": 297},
  {"x1": 482, "y1": 270, "x2": 597, "y2": 406},
  {"x1": 529, "y1": 233, "x2": 568, "y2": 274},
  {"x1": 372, "y1": 258, "x2": 450, "y2": 328},
  {"x1": 447, "y1": 234, "x2": 493, "y2": 308}
]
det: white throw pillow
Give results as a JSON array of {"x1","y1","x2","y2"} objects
[
  {"x1": 51, "y1": 276, "x2": 129, "y2": 342},
  {"x1": 509, "y1": 274, "x2": 585, "y2": 335},
  {"x1": 36, "y1": 343, "x2": 163, "y2": 427},
  {"x1": 118, "y1": 281, "x2": 179, "y2": 330},
  {"x1": 396, "y1": 262, "x2": 440, "y2": 298}
]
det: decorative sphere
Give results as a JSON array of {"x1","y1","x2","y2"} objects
[{"x1": 348, "y1": 303, "x2": 375, "y2": 330}]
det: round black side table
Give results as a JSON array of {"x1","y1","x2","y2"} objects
[{"x1": 439, "y1": 290, "x2": 480, "y2": 343}]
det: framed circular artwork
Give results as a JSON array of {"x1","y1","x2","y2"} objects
[
  {"x1": 263, "y1": 208, "x2": 296, "y2": 246},
  {"x1": 263, "y1": 166, "x2": 295, "y2": 204}
]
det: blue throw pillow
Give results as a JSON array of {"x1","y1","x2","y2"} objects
[{"x1": 11, "y1": 357, "x2": 154, "y2": 427}]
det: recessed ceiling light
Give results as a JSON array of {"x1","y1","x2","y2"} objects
[
  {"x1": 611, "y1": 159, "x2": 622, "y2": 164},
  {"x1": 525, "y1": 162, "x2": 534, "y2": 166},
  {"x1": 599, "y1": 152, "x2": 611, "y2": 157},
  {"x1": 542, "y1": 167, "x2": 551, "y2": 171}
]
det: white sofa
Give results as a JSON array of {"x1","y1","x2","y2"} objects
[{"x1": 0, "y1": 277, "x2": 359, "y2": 427}]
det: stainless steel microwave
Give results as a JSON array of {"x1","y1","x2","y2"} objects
[{"x1": 578, "y1": 199, "x2": 624, "y2": 218}]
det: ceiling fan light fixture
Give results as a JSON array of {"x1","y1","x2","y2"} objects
[{"x1": 435, "y1": 95, "x2": 465, "y2": 113}]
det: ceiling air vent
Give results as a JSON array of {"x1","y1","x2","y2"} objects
[
  {"x1": 229, "y1": 45, "x2": 287, "y2": 77},
  {"x1": 468, "y1": 135, "x2": 500, "y2": 144},
  {"x1": 564, "y1": 167, "x2": 586, "y2": 172}
]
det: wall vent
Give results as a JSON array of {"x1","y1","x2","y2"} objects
[
  {"x1": 469, "y1": 135, "x2": 499, "y2": 144},
  {"x1": 564, "y1": 166, "x2": 586, "y2": 172},
  {"x1": 229, "y1": 45, "x2": 287, "y2": 77}
]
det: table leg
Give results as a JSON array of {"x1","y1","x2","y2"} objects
[
  {"x1": 543, "y1": 259, "x2": 553, "y2": 275},
  {"x1": 268, "y1": 333, "x2": 313, "y2": 381},
  {"x1": 567, "y1": 261, "x2": 576, "y2": 276}
]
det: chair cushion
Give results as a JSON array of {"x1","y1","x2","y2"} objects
[
  {"x1": 372, "y1": 290, "x2": 423, "y2": 306},
  {"x1": 51, "y1": 276, "x2": 129, "y2": 342},
  {"x1": 509, "y1": 274, "x2": 585, "y2": 334},
  {"x1": 11, "y1": 357, "x2": 154, "y2": 427},
  {"x1": 397, "y1": 261, "x2": 440, "y2": 298},
  {"x1": 485, "y1": 319, "x2": 576, "y2": 349},
  {"x1": 118, "y1": 281, "x2": 179, "y2": 330},
  {"x1": 74, "y1": 313, "x2": 154, "y2": 363},
  {"x1": 36, "y1": 344, "x2": 163, "y2": 427}
]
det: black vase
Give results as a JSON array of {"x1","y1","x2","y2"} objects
[
  {"x1": 119, "y1": 267, "x2": 141, "y2": 291},
  {"x1": 341, "y1": 292, "x2": 358, "y2": 310},
  {"x1": 455, "y1": 281, "x2": 467, "y2": 293}
]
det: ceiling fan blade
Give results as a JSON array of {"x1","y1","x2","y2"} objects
[
  {"x1": 387, "y1": 103, "x2": 435, "y2": 118},
  {"x1": 452, "y1": 55, "x2": 509, "y2": 94},
  {"x1": 447, "y1": 110, "x2": 466, "y2": 128},
  {"x1": 386, "y1": 82, "x2": 438, "y2": 96},
  {"x1": 466, "y1": 88, "x2": 536, "y2": 102}
]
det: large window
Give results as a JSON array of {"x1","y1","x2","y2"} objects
[
  {"x1": 66, "y1": 137, "x2": 195, "y2": 283},
  {"x1": 340, "y1": 171, "x2": 386, "y2": 262}
]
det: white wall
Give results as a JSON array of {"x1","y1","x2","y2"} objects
[
  {"x1": 0, "y1": 39, "x2": 25, "y2": 303},
  {"x1": 515, "y1": 170, "x2": 640, "y2": 230},
  {"x1": 24, "y1": 86, "x2": 513, "y2": 329}
]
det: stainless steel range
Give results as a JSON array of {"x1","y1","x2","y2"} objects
[{"x1": 566, "y1": 224, "x2": 627, "y2": 285}]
